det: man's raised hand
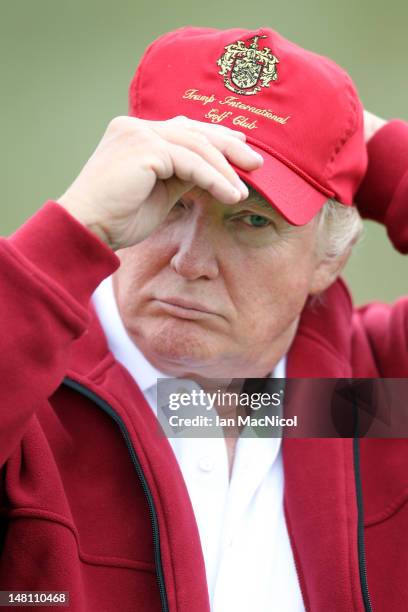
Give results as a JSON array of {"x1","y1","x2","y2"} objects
[{"x1": 57, "y1": 116, "x2": 263, "y2": 250}]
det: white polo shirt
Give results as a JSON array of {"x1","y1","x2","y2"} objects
[{"x1": 92, "y1": 276, "x2": 304, "y2": 612}]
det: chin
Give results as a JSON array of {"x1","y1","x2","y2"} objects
[{"x1": 137, "y1": 318, "x2": 221, "y2": 367}]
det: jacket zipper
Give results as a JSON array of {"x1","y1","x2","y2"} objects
[
  {"x1": 62, "y1": 377, "x2": 169, "y2": 612},
  {"x1": 351, "y1": 387, "x2": 373, "y2": 612},
  {"x1": 353, "y1": 435, "x2": 373, "y2": 612},
  {"x1": 286, "y1": 432, "x2": 373, "y2": 612}
]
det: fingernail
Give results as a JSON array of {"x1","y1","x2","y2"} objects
[{"x1": 252, "y1": 151, "x2": 264, "y2": 162}]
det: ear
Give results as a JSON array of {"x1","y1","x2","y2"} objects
[{"x1": 308, "y1": 248, "x2": 352, "y2": 296}]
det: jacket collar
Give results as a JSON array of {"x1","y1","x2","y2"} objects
[
  {"x1": 283, "y1": 279, "x2": 364, "y2": 610},
  {"x1": 287, "y1": 277, "x2": 354, "y2": 378}
]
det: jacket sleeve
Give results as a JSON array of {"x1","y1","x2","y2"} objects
[
  {"x1": 353, "y1": 120, "x2": 408, "y2": 375},
  {"x1": 356, "y1": 119, "x2": 408, "y2": 254},
  {"x1": 0, "y1": 202, "x2": 120, "y2": 467}
]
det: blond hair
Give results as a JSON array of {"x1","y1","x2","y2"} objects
[{"x1": 317, "y1": 198, "x2": 363, "y2": 259}]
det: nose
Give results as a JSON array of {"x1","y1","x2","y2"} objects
[{"x1": 170, "y1": 210, "x2": 220, "y2": 281}]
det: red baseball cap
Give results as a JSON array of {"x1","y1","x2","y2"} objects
[{"x1": 129, "y1": 27, "x2": 368, "y2": 225}]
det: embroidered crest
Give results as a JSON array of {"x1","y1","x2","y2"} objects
[{"x1": 217, "y1": 35, "x2": 279, "y2": 96}]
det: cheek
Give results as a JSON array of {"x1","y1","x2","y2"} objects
[
  {"x1": 115, "y1": 220, "x2": 180, "y2": 292},
  {"x1": 229, "y1": 249, "x2": 316, "y2": 335},
  {"x1": 116, "y1": 245, "x2": 152, "y2": 289},
  {"x1": 114, "y1": 239, "x2": 169, "y2": 319}
]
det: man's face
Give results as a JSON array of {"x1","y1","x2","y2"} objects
[{"x1": 113, "y1": 188, "x2": 332, "y2": 379}]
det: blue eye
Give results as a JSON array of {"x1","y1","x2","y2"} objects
[{"x1": 240, "y1": 214, "x2": 271, "y2": 228}]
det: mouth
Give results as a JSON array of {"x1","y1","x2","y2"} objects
[{"x1": 153, "y1": 297, "x2": 220, "y2": 320}]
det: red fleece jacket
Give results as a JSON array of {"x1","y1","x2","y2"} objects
[{"x1": 0, "y1": 120, "x2": 407, "y2": 612}]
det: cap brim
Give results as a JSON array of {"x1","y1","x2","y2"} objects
[{"x1": 233, "y1": 143, "x2": 332, "y2": 226}]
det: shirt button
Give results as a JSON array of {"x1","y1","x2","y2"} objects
[{"x1": 198, "y1": 456, "x2": 214, "y2": 472}]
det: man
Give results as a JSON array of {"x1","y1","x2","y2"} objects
[{"x1": 0, "y1": 26, "x2": 407, "y2": 611}]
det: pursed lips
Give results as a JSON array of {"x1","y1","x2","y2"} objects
[{"x1": 153, "y1": 296, "x2": 222, "y2": 319}]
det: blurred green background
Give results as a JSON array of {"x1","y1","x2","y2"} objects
[{"x1": 0, "y1": 0, "x2": 406, "y2": 304}]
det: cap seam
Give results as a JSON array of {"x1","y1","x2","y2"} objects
[{"x1": 323, "y1": 73, "x2": 359, "y2": 181}]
